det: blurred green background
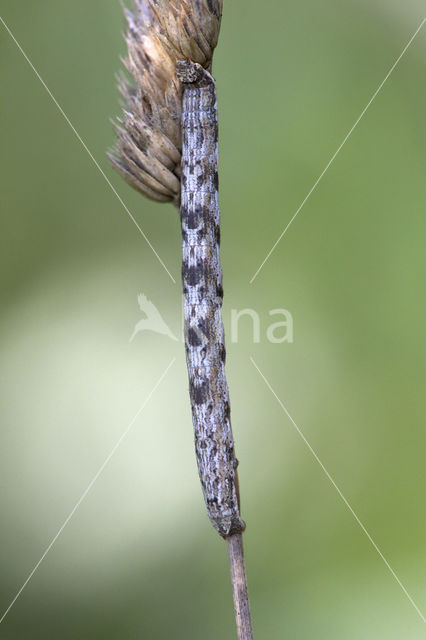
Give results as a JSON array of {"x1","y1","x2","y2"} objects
[{"x1": 1, "y1": 1, "x2": 425, "y2": 638}]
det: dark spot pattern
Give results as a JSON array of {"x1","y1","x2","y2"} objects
[
  {"x1": 181, "y1": 205, "x2": 210, "y2": 230},
  {"x1": 213, "y1": 122, "x2": 218, "y2": 144},
  {"x1": 197, "y1": 316, "x2": 210, "y2": 340},
  {"x1": 191, "y1": 380, "x2": 209, "y2": 405},
  {"x1": 213, "y1": 171, "x2": 219, "y2": 191},
  {"x1": 183, "y1": 261, "x2": 207, "y2": 286},
  {"x1": 224, "y1": 401, "x2": 231, "y2": 420},
  {"x1": 197, "y1": 127, "x2": 205, "y2": 146},
  {"x1": 197, "y1": 173, "x2": 205, "y2": 188},
  {"x1": 188, "y1": 326, "x2": 202, "y2": 347}
]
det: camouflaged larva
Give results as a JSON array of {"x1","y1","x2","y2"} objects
[
  {"x1": 110, "y1": 0, "x2": 245, "y2": 538},
  {"x1": 177, "y1": 61, "x2": 245, "y2": 537}
]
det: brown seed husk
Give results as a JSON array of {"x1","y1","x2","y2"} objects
[{"x1": 109, "y1": 0, "x2": 223, "y2": 204}]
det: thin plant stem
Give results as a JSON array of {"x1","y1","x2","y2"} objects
[{"x1": 227, "y1": 533, "x2": 254, "y2": 640}]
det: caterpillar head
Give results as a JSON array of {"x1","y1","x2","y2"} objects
[{"x1": 108, "y1": 0, "x2": 223, "y2": 206}]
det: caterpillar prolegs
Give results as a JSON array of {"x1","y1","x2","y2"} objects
[{"x1": 177, "y1": 61, "x2": 245, "y2": 538}]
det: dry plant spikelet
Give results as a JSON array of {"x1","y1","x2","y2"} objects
[{"x1": 108, "y1": 0, "x2": 223, "y2": 205}]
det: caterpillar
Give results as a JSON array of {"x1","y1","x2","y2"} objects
[
  {"x1": 177, "y1": 60, "x2": 245, "y2": 536},
  {"x1": 109, "y1": 0, "x2": 245, "y2": 538}
]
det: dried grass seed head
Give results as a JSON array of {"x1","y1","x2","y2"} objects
[{"x1": 109, "y1": 0, "x2": 223, "y2": 205}]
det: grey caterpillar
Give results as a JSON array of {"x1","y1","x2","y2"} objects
[
  {"x1": 177, "y1": 61, "x2": 245, "y2": 537},
  {"x1": 109, "y1": 0, "x2": 245, "y2": 538}
]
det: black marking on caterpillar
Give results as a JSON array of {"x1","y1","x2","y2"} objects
[{"x1": 177, "y1": 60, "x2": 245, "y2": 538}]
